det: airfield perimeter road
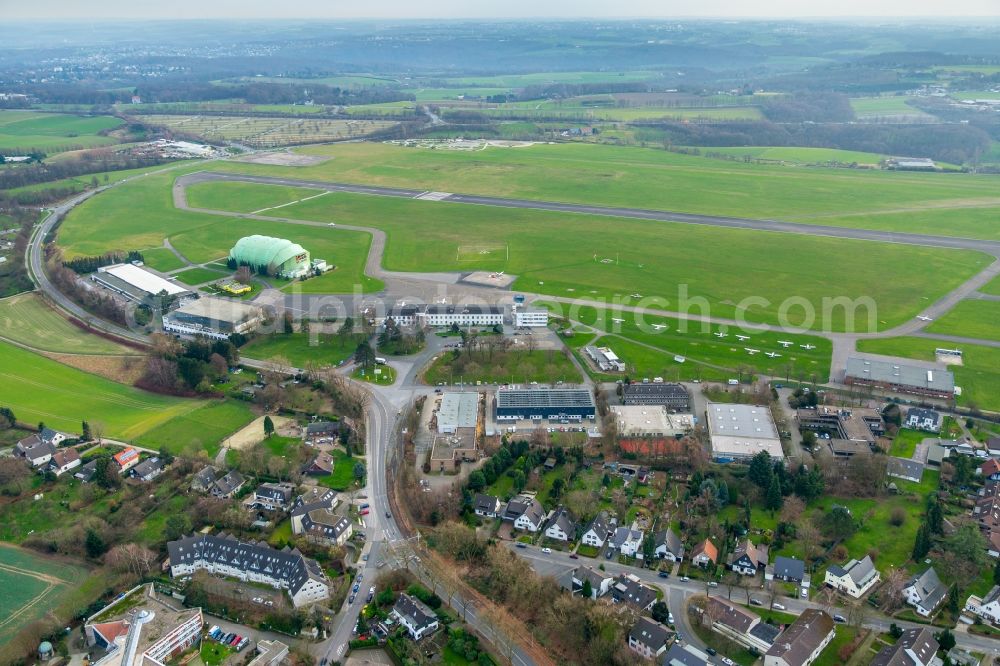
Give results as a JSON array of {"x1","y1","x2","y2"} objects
[{"x1": 179, "y1": 171, "x2": 1000, "y2": 257}]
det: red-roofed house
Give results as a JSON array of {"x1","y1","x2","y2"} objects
[
  {"x1": 113, "y1": 447, "x2": 140, "y2": 473},
  {"x1": 982, "y1": 459, "x2": 1000, "y2": 481},
  {"x1": 691, "y1": 539, "x2": 718, "y2": 568}
]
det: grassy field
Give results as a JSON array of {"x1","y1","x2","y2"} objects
[
  {"x1": 549, "y1": 303, "x2": 833, "y2": 381},
  {"x1": 187, "y1": 181, "x2": 321, "y2": 214},
  {"x1": 481, "y1": 103, "x2": 764, "y2": 121},
  {"x1": 210, "y1": 142, "x2": 1000, "y2": 239},
  {"x1": 856, "y1": 337, "x2": 1000, "y2": 411},
  {"x1": 241, "y1": 331, "x2": 369, "y2": 368},
  {"x1": 849, "y1": 97, "x2": 933, "y2": 118},
  {"x1": 172, "y1": 266, "x2": 229, "y2": 286},
  {"x1": 423, "y1": 348, "x2": 581, "y2": 385},
  {"x1": 982, "y1": 274, "x2": 1000, "y2": 296},
  {"x1": 444, "y1": 70, "x2": 663, "y2": 87},
  {"x1": 0, "y1": 110, "x2": 122, "y2": 153},
  {"x1": 925, "y1": 300, "x2": 1000, "y2": 342},
  {"x1": 353, "y1": 364, "x2": 396, "y2": 385},
  {"x1": 0, "y1": 544, "x2": 92, "y2": 648},
  {"x1": 889, "y1": 428, "x2": 925, "y2": 458},
  {"x1": 696, "y1": 146, "x2": 888, "y2": 164},
  {"x1": 317, "y1": 449, "x2": 364, "y2": 491},
  {"x1": 139, "y1": 246, "x2": 188, "y2": 271},
  {"x1": 136, "y1": 114, "x2": 397, "y2": 148},
  {"x1": 0, "y1": 338, "x2": 207, "y2": 440},
  {"x1": 0, "y1": 293, "x2": 136, "y2": 355},
  {"x1": 134, "y1": 399, "x2": 255, "y2": 457}
]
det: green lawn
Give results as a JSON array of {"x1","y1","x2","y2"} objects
[
  {"x1": 353, "y1": 364, "x2": 396, "y2": 385},
  {"x1": 172, "y1": 266, "x2": 229, "y2": 286},
  {"x1": 982, "y1": 274, "x2": 1000, "y2": 296},
  {"x1": 813, "y1": 626, "x2": 860, "y2": 666},
  {"x1": 889, "y1": 429, "x2": 925, "y2": 458},
  {"x1": 316, "y1": 450, "x2": 364, "y2": 491},
  {"x1": 241, "y1": 331, "x2": 369, "y2": 368},
  {"x1": 423, "y1": 348, "x2": 581, "y2": 385},
  {"x1": 856, "y1": 336, "x2": 1000, "y2": 411},
  {"x1": 697, "y1": 146, "x2": 887, "y2": 164},
  {"x1": 925, "y1": 300, "x2": 1000, "y2": 343},
  {"x1": 0, "y1": 338, "x2": 205, "y2": 440},
  {"x1": 200, "y1": 641, "x2": 234, "y2": 666},
  {"x1": 0, "y1": 292, "x2": 136, "y2": 355},
  {"x1": 134, "y1": 399, "x2": 255, "y2": 457},
  {"x1": 139, "y1": 246, "x2": 188, "y2": 272},
  {"x1": 0, "y1": 110, "x2": 123, "y2": 153},
  {"x1": 187, "y1": 181, "x2": 322, "y2": 214},
  {"x1": 263, "y1": 434, "x2": 301, "y2": 457}
]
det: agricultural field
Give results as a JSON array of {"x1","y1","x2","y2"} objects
[
  {"x1": 135, "y1": 114, "x2": 398, "y2": 148},
  {"x1": 0, "y1": 110, "x2": 122, "y2": 153},
  {"x1": 342, "y1": 101, "x2": 418, "y2": 116},
  {"x1": 856, "y1": 336, "x2": 1000, "y2": 411},
  {"x1": 0, "y1": 544, "x2": 91, "y2": 649},
  {"x1": 0, "y1": 293, "x2": 137, "y2": 355},
  {"x1": 134, "y1": 399, "x2": 255, "y2": 456},
  {"x1": 172, "y1": 266, "x2": 229, "y2": 286},
  {"x1": 849, "y1": 96, "x2": 935, "y2": 119},
  {"x1": 210, "y1": 142, "x2": 1000, "y2": 238},
  {"x1": 241, "y1": 331, "x2": 369, "y2": 368},
  {"x1": 548, "y1": 303, "x2": 833, "y2": 381},
  {"x1": 0, "y1": 338, "x2": 204, "y2": 440},
  {"x1": 695, "y1": 146, "x2": 888, "y2": 165},
  {"x1": 186, "y1": 180, "x2": 322, "y2": 214},
  {"x1": 443, "y1": 70, "x2": 664, "y2": 87},
  {"x1": 925, "y1": 300, "x2": 1000, "y2": 342},
  {"x1": 479, "y1": 103, "x2": 764, "y2": 122}
]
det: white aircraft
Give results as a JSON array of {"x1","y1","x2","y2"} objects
[
  {"x1": 611, "y1": 317, "x2": 625, "y2": 323},
  {"x1": 735, "y1": 334, "x2": 750, "y2": 341},
  {"x1": 651, "y1": 324, "x2": 668, "y2": 331},
  {"x1": 916, "y1": 315, "x2": 933, "y2": 322},
  {"x1": 630, "y1": 293, "x2": 643, "y2": 299},
  {"x1": 765, "y1": 352, "x2": 781, "y2": 358},
  {"x1": 744, "y1": 348, "x2": 760, "y2": 355},
  {"x1": 714, "y1": 332, "x2": 728, "y2": 338},
  {"x1": 777, "y1": 341, "x2": 794, "y2": 348},
  {"x1": 800, "y1": 344, "x2": 816, "y2": 350}
]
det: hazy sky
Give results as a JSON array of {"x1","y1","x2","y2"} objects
[{"x1": 4, "y1": 0, "x2": 999, "y2": 19}]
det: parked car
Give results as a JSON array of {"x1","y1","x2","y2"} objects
[
  {"x1": 707, "y1": 648, "x2": 718, "y2": 656},
  {"x1": 707, "y1": 581, "x2": 718, "y2": 587},
  {"x1": 541, "y1": 547, "x2": 552, "y2": 554},
  {"x1": 668, "y1": 612, "x2": 674, "y2": 624},
  {"x1": 721, "y1": 657, "x2": 736, "y2": 665},
  {"x1": 352, "y1": 583, "x2": 360, "y2": 593},
  {"x1": 569, "y1": 553, "x2": 579, "y2": 559},
  {"x1": 833, "y1": 614, "x2": 847, "y2": 624},
  {"x1": 230, "y1": 635, "x2": 242, "y2": 647},
  {"x1": 750, "y1": 598, "x2": 762, "y2": 606},
  {"x1": 516, "y1": 542, "x2": 527, "y2": 549},
  {"x1": 772, "y1": 603, "x2": 786, "y2": 611},
  {"x1": 801, "y1": 588, "x2": 808, "y2": 598},
  {"x1": 349, "y1": 593, "x2": 357, "y2": 604},
  {"x1": 680, "y1": 576, "x2": 690, "y2": 582},
  {"x1": 658, "y1": 571, "x2": 670, "y2": 579}
]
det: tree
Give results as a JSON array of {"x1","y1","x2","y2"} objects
[
  {"x1": 354, "y1": 341, "x2": 376, "y2": 371},
  {"x1": 263, "y1": 415, "x2": 275, "y2": 438},
  {"x1": 468, "y1": 470, "x2": 486, "y2": 492},
  {"x1": 819, "y1": 507, "x2": 856, "y2": 541},
  {"x1": 939, "y1": 524, "x2": 988, "y2": 581},
  {"x1": 85, "y1": 528, "x2": 106, "y2": 559},
  {"x1": 0, "y1": 406, "x2": 16, "y2": 429},
  {"x1": 235, "y1": 265, "x2": 253, "y2": 285},
  {"x1": 642, "y1": 533, "x2": 656, "y2": 561},
  {"x1": 993, "y1": 557, "x2": 1000, "y2": 586},
  {"x1": 550, "y1": 478, "x2": 566, "y2": 500},
  {"x1": 164, "y1": 514, "x2": 193, "y2": 541},
  {"x1": 651, "y1": 600, "x2": 669, "y2": 624},
  {"x1": 912, "y1": 523, "x2": 931, "y2": 560},
  {"x1": 935, "y1": 629, "x2": 956, "y2": 652},
  {"x1": 353, "y1": 462, "x2": 366, "y2": 482},
  {"x1": 81, "y1": 420, "x2": 92, "y2": 441},
  {"x1": 94, "y1": 456, "x2": 120, "y2": 490},
  {"x1": 765, "y1": 474, "x2": 783, "y2": 512},
  {"x1": 283, "y1": 311, "x2": 294, "y2": 334},
  {"x1": 581, "y1": 578, "x2": 593, "y2": 599},
  {"x1": 748, "y1": 451, "x2": 774, "y2": 489},
  {"x1": 926, "y1": 497, "x2": 944, "y2": 535},
  {"x1": 512, "y1": 469, "x2": 526, "y2": 493}
]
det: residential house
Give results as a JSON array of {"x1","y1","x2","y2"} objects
[
  {"x1": 289, "y1": 488, "x2": 352, "y2": 547},
  {"x1": 903, "y1": 568, "x2": 948, "y2": 617},
  {"x1": 304, "y1": 420, "x2": 345, "y2": 443},
  {"x1": 572, "y1": 566, "x2": 613, "y2": 599},
  {"x1": 191, "y1": 465, "x2": 218, "y2": 492},
  {"x1": 628, "y1": 617, "x2": 672, "y2": 660},
  {"x1": 581, "y1": 512, "x2": 612, "y2": 548},
  {"x1": 870, "y1": 627, "x2": 939, "y2": 666},
  {"x1": 544, "y1": 507, "x2": 577, "y2": 542},
  {"x1": 391, "y1": 593, "x2": 440, "y2": 641},
  {"x1": 167, "y1": 532, "x2": 328, "y2": 607},
  {"x1": 611, "y1": 526, "x2": 644, "y2": 558},
  {"x1": 14, "y1": 436, "x2": 56, "y2": 467},
  {"x1": 210, "y1": 470, "x2": 246, "y2": 499},
  {"x1": 663, "y1": 643, "x2": 712, "y2": 666},
  {"x1": 512, "y1": 498, "x2": 546, "y2": 532},
  {"x1": 473, "y1": 494, "x2": 501, "y2": 518},
  {"x1": 988, "y1": 437, "x2": 1000, "y2": 458},
  {"x1": 767, "y1": 556, "x2": 806, "y2": 584},
  {"x1": 49, "y1": 448, "x2": 81, "y2": 476},
  {"x1": 690, "y1": 539, "x2": 718, "y2": 568},
  {"x1": 982, "y1": 459, "x2": 1000, "y2": 481},
  {"x1": 965, "y1": 585, "x2": 1000, "y2": 624},
  {"x1": 888, "y1": 457, "x2": 925, "y2": 483},
  {"x1": 248, "y1": 483, "x2": 295, "y2": 512},
  {"x1": 823, "y1": 556, "x2": 880, "y2": 598},
  {"x1": 763, "y1": 609, "x2": 835, "y2": 666},
  {"x1": 131, "y1": 456, "x2": 165, "y2": 482},
  {"x1": 75, "y1": 459, "x2": 97, "y2": 483},
  {"x1": 906, "y1": 408, "x2": 942, "y2": 433},
  {"x1": 730, "y1": 539, "x2": 769, "y2": 576},
  {"x1": 702, "y1": 596, "x2": 780, "y2": 653},
  {"x1": 611, "y1": 573, "x2": 657, "y2": 611},
  {"x1": 654, "y1": 528, "x2": 684, "y2": 562},
  {"x1": 113, "y1": 447, "x2": 140, "y2": 473},
  {"x1": 303, "y1": 451, "x2": 334, "y2": 476}
]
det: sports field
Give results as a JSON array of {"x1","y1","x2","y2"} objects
[
  {"x1": 0, "y1": 544, "x2": 90, "y2": 648},
  {"x1": 0, "y1": 293, "x2": 136, "y2": 355},
  {"x1": 925, "y1": 300, "x2": 1000, "y2": 343},
  {"x1": 208, "y1": 142, "x2": 1000, "y2": 238},
  {"x1": 856, "y1": 336, "x2": 1000, "y2": 411},
  {"x1": 0, "y1": 339, "x2": 204, "y2": 439},
  {"x1": 0, "y1": 110, "x2": 122, "y2": 152}
]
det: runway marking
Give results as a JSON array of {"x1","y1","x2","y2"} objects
[{"x1": 415, "y1": 191, "x2": 452, "y2": 201}]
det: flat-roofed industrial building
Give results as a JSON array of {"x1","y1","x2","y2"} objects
[
  {"x1": 162, "y1": 297, "x2": 265, "y2": 340},
  {"x1": 91, "y1": 263, "x2": 192, "y2": 305},
  {"x1": 495, "y1": 386, "x2": 595, "y2": 422},
  {"x1": 611, "y1": 405, "x2": 694, "y2": 437},
  {"x1": 845, "y1": 357, "x2": 955, "y2": 399},
  {"x1": 437, "y1": 392, "x2": 480, "y2": 434},
  {"x1": 707, "y1": 402, "x2": 783, "y2": 462},
  {"x1": 622, "y1": 382, "x2": 691, "y2": 411}
]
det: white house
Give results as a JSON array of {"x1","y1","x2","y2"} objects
[
  {"x1": 870, "y1": 628, "x2": 939, "y2": 666},
  {"x1": 543, "y1": 507, "x2": 577, "y2": 542},
  {"x1": 392, "y1": 593, "x2": 440, "y2": 641},
  {"x1": 512, "y1": 498, "x2": 545, "y2": 532},
  {"x1": 473, "y1": 494, "x2": 502, "y2": 518},
  {"x1": 763, "y1": 609, "x2": 835, "y2": 666},
  {"x1": 730, "y1": 539, "x2": 768, "y2": 576},
  {"x1": 654, "y1": 528, "x2": 684, "y2": 562},
  {"x1": 823, "y1": 556, "x2": 880, "y2": 599},
  {"x1": 14, "y1": 435, "x2": 56, "y2": 467},
  {"x1": 903, "y1": 568, "x2": 947, "y2": 617},
  {"x1": 49, "y1": 448, "x2": 81, "y2": 476},
  {"x1": 581, "y1": 512, "x2": 612, "y2": 548},
  {"x1": 572, "y1": 566, "x2": 613, "y2": 599},
  {"x1": 906, "y1": 408, "x2": 942, "y2": 433},
  {"x1": 611, "y1": 526, "x2": 644, "y2": 558},
  {"x1": 966, "y1": 586, "x2": 1000, "y2": 624}
]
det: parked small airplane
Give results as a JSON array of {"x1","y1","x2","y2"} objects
[
  {"x1": 916, "y1": 315, "x2": 933, "y2": 322},
  {"x1": 800, "y1": 344, "x2": 816, "y2": 350},
  {"x1": 777, "y1": 341, "x2": 794, "y2": 348},
  {"x1": 744, "y1": 348, "x2": 760, "y2": 355},
  {"x1": 714, "y1": 331, "x2": 728, "y2": 338},
  {"x1": 765, "y1": 352, "x2": 781, "y2": 358},
  {"x1": 735, "y1": 334, "x2": 750, "y2": 341},
  {"x1": 611, "y1": 317, "x2": 625, "y2": 323},
  {"x1": 651, "y1": 324, "x2": 668, "y2": 331}
]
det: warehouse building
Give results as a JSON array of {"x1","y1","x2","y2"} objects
[
  {"x1": 585, "y1": 345, "x2": 626, "y2": 372},
  {"x1": 437, "y1": 392, "x2": 480, "y2": 434},
  {"x1": 162, "y1": 297, "x2": 265, "y2": 340},
  {"x1": 229, "y1": 235, "x2": 316, "y2": 279},
  {"x1": 623, "y1": 382, "x2": 691, "y2": 411},
  {"x1": 495, "y1": 386, "x2": 595, "y2": 422},
  {"x1": 707, "y1": 402, "x2": 783, "y2": 462},
  {"x1": 420, "y1": 304, "x2": 503, "y2": 327},
  {"x1": 514, "y1": 309, "x2": 549, "y2": 327},
  {"x1": 844, "y1": 357, "x2": 956, "y2": 399},
  {"x1": 796, "y1": 406, "x2": 884, "y2": 446},
  {"x1": 611, "y1": 405, "x2": 694, "y2": 437},
  {"x1": 92, "y1": 263, "x2": 192, "y2": 306}
]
